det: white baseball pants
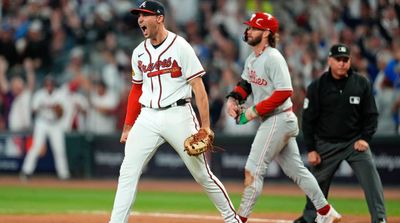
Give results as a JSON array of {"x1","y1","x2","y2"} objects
[
  {"x1": 109, "y1": 105, "x2": 242, "y2": 223},
  {"x1": 21, "y1": 120, "x2": 70, "y2": 179}
]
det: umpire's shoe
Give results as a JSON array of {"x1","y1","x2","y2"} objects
[{"x1": 293, "y1": 216, "x2": 315, "y2": 223}]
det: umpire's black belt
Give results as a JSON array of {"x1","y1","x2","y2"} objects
[{"x1": 142, "y1": 99, "x2": 190, "y2": 109}]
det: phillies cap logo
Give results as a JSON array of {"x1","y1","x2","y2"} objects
[{"x1": 255, "y1": 18, "x2": 263, "y2": 27}]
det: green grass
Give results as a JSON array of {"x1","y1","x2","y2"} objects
[
  {"x1": 0, "y1": 186, "x2": 399, "y2": 217},
  {"x1": 0, "y1": 186, "x2": 114, "y2": 214}
]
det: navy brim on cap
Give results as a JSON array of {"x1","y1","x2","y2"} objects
[{"x1": 130, "y1": 8, "x2": 158, "y2": 15}]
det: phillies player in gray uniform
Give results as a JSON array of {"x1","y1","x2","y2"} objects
[
  {"x1": 108, "y1": 1, "x2": 242, "y2": 223},
  {"x1": 225, "y1": 12, "x2": 341, "y2": 223}
]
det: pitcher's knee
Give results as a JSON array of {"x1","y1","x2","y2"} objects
[{"x1": 119, "y1": 162, "x2": 141, "y2": 178}]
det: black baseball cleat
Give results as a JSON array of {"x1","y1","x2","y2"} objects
[{"x1": 293, "y1": 216, "x2": 316, "y2": 223}]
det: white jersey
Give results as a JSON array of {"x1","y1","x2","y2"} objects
[
  {"x1": 131, "y1": 31, "x2": 205, "y2": 108},
  {"x1": 31, "y1": 88, "x2": 65, "y2": 123},
  {"x1": 58, "y1": 84, "x2": 90, "y2": 132},
  {"x1": 87, "y1": 89, "x2": 119, "y2": 134},
  {"x1": 241, "y1": 47, "x2": 293, "y2": 111}
]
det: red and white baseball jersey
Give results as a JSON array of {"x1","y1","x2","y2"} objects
[{"x1": 131, "y1": 31, "x2": 205, "y2": 108}]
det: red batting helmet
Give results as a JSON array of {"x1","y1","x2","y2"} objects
[{"x1": 244, "y1": 12, "x2": 279, "y2": 33}]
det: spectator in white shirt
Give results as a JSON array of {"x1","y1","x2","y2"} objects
[
  {"x1": 86, "y1": 79, "x2": 118, "y2": 134},
  {"x1": 7, "y1": 59, "x2": 36, "y2": 132},
  {"x1": 59, "y1": 79, "x2": 89, "y2": 132}
]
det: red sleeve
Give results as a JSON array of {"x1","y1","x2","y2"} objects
[
  {"x1": 124, "y1": 83, "x2": 143, "y2": 126},
  {"x1": 254, "y1": 90, "x2": 292, "y2": 116}
]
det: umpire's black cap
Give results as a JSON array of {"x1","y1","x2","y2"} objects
[
  {"x1": 329, "y1": 44, "x2": 350, "y2": 58},
  {"x1": 130, "y1": 1, "x2": 164, "y2": 16}
]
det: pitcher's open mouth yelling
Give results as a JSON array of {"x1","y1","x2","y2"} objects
[{"x1": 139, "y1": 23, "x2": 150, "y2": 38}]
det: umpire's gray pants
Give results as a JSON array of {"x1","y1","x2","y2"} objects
[{"x1": 302, "y1": 138, "x2": 386, "y2": 223}]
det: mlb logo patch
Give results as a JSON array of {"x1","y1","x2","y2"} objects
[
  {"x1": 303, "y1": 98, "x2": 309, "y2": 109},
  {"x1": 349, "y1": 96, "x2": 360, "y2": 104},
  {"x1": 338, "y1": 46, "x2": 347, "y2": 53}
]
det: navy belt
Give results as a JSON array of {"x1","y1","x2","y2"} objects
[
  {"x1": 163, "y1": 99, "x2": 190, "y2": 109},
  {"x1": 142, "y1": 99, "x2": 190, "y2": 109}
]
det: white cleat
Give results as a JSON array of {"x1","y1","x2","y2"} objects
[
  {"x1": 315, "y1": 207, "x2": 342, "y2": 223},
  {"x1": 378, "y1": 218, "x2": 387, "y2": 223}
]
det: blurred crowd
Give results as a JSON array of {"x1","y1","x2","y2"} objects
[{"x1": 0, "y1": 0, "x2": 399, "y2": 136}]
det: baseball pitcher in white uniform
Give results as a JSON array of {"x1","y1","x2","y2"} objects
[
  {"x1": 108, "y1": 1, "x2": 242, "y2": 223},
  {"x1": 225, "y1": 12, "x2": 342, "y2": 223}
]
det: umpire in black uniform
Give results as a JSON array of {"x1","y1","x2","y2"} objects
[{"x1": 294, "y1": 44, "x2": 387, "y2": 223}]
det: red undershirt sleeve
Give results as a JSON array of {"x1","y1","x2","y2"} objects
[
  {"x1": 124, "y1": 83, "x2": 143, "y2": 126},
  {"x1": 254, "y1": 90, "x2": 292, "y2": 116}
]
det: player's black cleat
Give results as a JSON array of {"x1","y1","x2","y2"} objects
[{"x1": 293, "y1": 216, "x2": 316, "y2": 223}]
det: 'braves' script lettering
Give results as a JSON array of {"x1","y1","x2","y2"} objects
[
  {"x1": 249, "y1": 70, "x2": 267, "y2": 86},
  {"x1": 138, "y1": 57, "x2": 182, "y2": 78}
]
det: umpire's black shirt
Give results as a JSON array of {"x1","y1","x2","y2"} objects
[{"x1": 302, "y1": 68, "x2": 378, "y2": 152}]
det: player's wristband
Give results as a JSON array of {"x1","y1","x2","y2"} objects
[
  {"x1": 236, "y1": 112, "x2": 249, "y2": 125},
  {"x1": 252, "y1": 106, "x2": 259, "y2": 116}
]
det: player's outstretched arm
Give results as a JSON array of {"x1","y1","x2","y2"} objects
[{"x1": 190, "y1": 77, "x2": 211, "y2": 131}]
